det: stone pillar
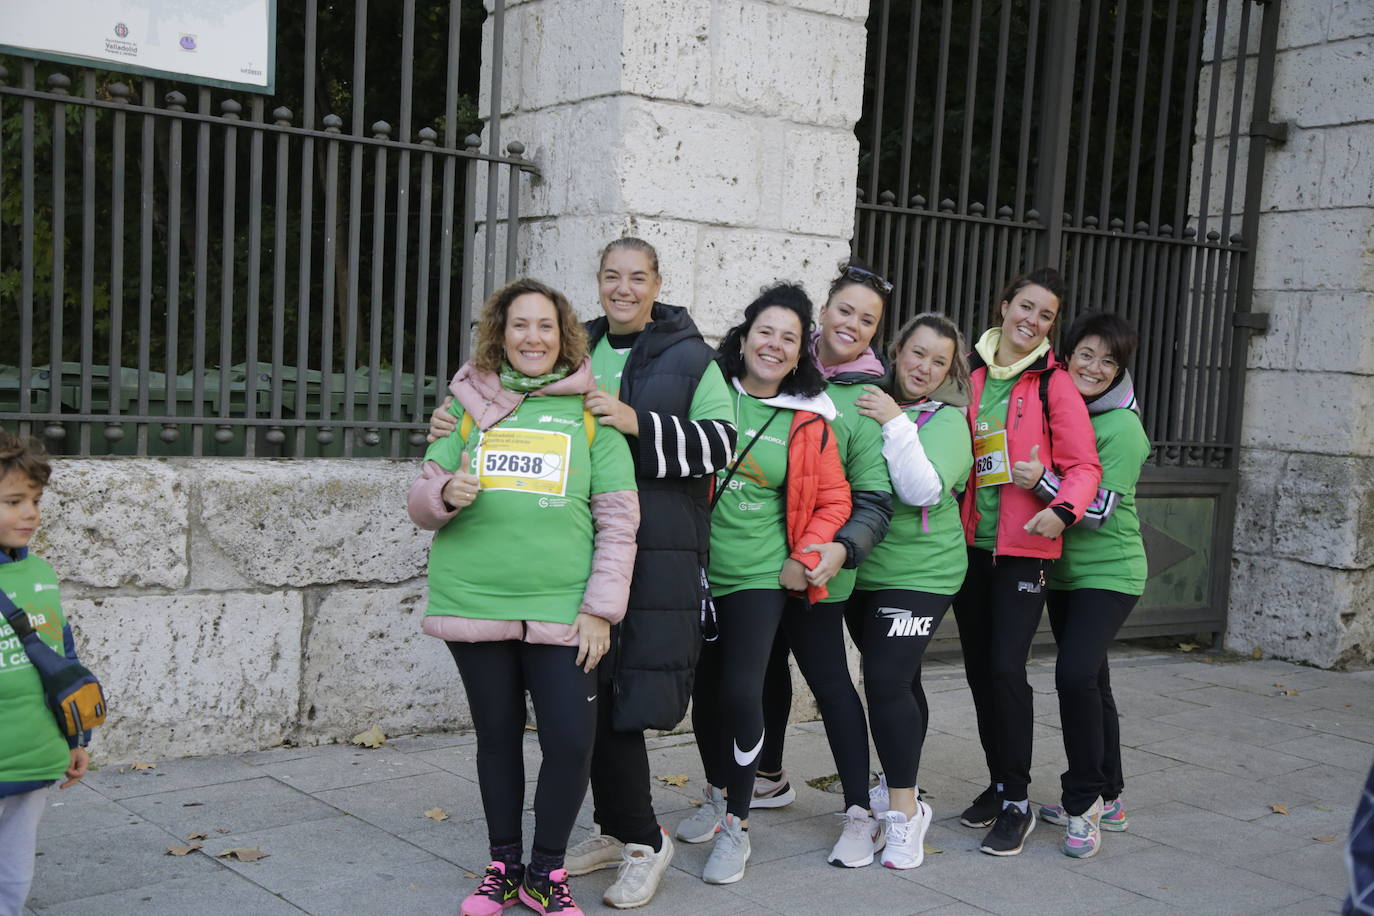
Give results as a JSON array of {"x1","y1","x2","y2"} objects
[
  {"x1": 480, "y1": 0, "x2": 870, "y2": 338},
  {"x1": 1222, "y1": 2, "x2": 1374, "y2": 667}
]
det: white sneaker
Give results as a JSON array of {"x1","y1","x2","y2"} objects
[
  {"x1": 750, "y1": 771, "x2": 797, "y2": 809},
  {"x1": 675, "y1": 785, "x2": 727, "y2": 844},
  {"x1": 702, "y1": 815, "x2": 750, "y2": 885},
  {"x1": 827, "y1": 804, "x2": 886, "y2": 868},
  {"x1": 564, "y1": 831, "x2": 624, "y2": 876},
  {"x1": 880, "y1": 800, "x2": 932, "y2": 869},
  {"x1": 868, "y1": 773, "x2": 890, "y2": 814},
  {"x1": 602, "y1": 830, "x2": 674, "y2": 909}
]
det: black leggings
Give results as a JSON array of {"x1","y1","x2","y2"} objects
[
  {"x1": 1047, "y1": 588, "x2": 1137, "y2": 815},
  {"x1": 952, "y1": 547, "x2": 1047, "y2": 801},
  {"x1": 693, "y1": 590, "x2": 869, "y2": 817},
  {"x1": 588, "y1": 676, "x2": 660, "y2": 848},
  {"x1": 447, "y1": 640, "x2": 597, "y2": 857},
  {"x1": 849, "y1": 589, "x2": 951, "y2": 789}
]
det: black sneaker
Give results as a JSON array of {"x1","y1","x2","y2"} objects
[
  {"x1": 980, "y1": 803, "x2": 1035, "y2": 856},
  {"x1": 959, "y1": 785, "x2": 1001, "y2": 828}
]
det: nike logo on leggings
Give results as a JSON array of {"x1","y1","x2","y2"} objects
[{"x1": 733, "y1": 733, "x2": 764, "y2": 767}]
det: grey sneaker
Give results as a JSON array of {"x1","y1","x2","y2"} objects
[
  {"x1": 602, "y1": 830, "x2": 674, "y2": 909},
  {"x1": 827, "y1": 804, "x2": 886, "y2": 868},
  {"x1": 676, "y1": 785, "x2": 726, "y2": 844},
  {"x1": 702, "y1": 815, "x2": 750, "y2": 885},
  {"x1": 564, "y1": 831, "x2": 625, "y2": 876}
]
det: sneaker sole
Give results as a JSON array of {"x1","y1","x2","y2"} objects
[
  {"x1": 960, "y1": 815, "x2": 997, "y2": 828},
  {"x1": 748, "y1": 785, "x2": 797, "y2": 809},
  {"x1": 1062, "y1": 841, "x2": 1100, "y2": 859},
  {"x1": 675, "y1": 823, "x2": 720, "y2": 844},
  {"x1": 565, "y1": 855, "x2": 623, "y2": 877},
  {"x1": 602, "y1": 839, "x2": 675, "y2": 909},
  {"x1": 979, "y1": 812, "x2": 1035, "y2": 856},
  {"x1": 827, "y1": 852, "x2": 875, "y2": 868}
]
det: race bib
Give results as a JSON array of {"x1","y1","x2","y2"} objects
[
  {"x1": 973, "y1": 429, "x2": 1011, "y2": 488},
  {"x1": 477, "y1": 427, "x2": 571, "y2": 496}
]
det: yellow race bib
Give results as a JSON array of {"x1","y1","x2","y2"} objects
[
  {"x1": 477, "y1": 427, "x2": 571, "y2": 496},
  {"x1": 973, "y1": 429, "x2": 1011, "y2": 488}
]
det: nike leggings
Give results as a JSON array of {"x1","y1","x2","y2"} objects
[
  {"x1": 692, "y1": 590, "x2": 869, "y2": 817},
  {"x1": 447, "y1": 640, "x2": 597, "y2": 858}
]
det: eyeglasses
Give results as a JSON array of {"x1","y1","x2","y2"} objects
[
  {"x1": 843, "y1": 265, "x2": 894, "y2": 295},
  {"x1": 1071, "y1": 349, "x2": 1120, "y2": 373}
]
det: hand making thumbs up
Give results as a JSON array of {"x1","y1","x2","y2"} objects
[
  {"x1": 1011, "y1": 444, "x2": 1045, "y2": 490},
  {"x1": 442, "y1": 451, "x2": 482, "y2": 509}
]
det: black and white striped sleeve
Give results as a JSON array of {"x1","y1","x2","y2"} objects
[
  {"x1": 1034, "y1": 469, "x2": 1120, "y2": 530},
  {"x1": 634, "y1": 410, "x2": 738, "y2": 479}
]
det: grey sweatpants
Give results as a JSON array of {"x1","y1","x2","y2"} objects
[{"x1": 0, "y1": 788, "x2": 48, "y2": 916}]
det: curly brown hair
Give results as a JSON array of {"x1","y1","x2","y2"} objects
[
  {"x1": 471, "y1": 278, "x2": 589, "y2": 375},
  {"x1": 0, "y1": 429, "x2": 52, "y2": 488}
]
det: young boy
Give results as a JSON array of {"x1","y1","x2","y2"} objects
[{"x1": 0, "y1": 431, "x2": 89, "y2": 915}]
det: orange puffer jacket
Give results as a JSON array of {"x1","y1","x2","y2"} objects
[{"x1": 784, "y1": 410, "x2": 852, "y2": 604}]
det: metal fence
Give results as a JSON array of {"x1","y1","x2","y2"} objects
[
  {"x1": 0, "y1": 0, "x2": 534, "y2": 458},
  {"x1": 852, "y1": 0, "x2": 1283, "y2": 637}
]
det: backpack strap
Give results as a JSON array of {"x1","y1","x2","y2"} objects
[{"x1": 1038, "y1": 370, "x2": 1055, "y2": 457}]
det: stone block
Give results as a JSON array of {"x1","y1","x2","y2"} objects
[
  {"x1": 70, "y1": 591, "x2": 304, "y2": 761},
  {"x1": 1202, "y1": 0, "x2": 1315, "y2": 63},
  {"x1": 777, "y1": 128, "x2": 861, "y2": 237},
  {"x1": 1226, "y1": 555, "x2": 1374, "y2": 668},
  {"x1": 195, "y1": 460, "x2": 429, "y2": 587},
  {"x1": 694, "y1": 229, "x2": 851, "y2": 342},
  {"x1": 1259, "y1": 128, "x2": 1325, "y2": 213},
  {"x1": 478, "y1": 1, "x2": 523, "y2": 118},
  {"x1": 1277, "y1": 0, "x2": 1334, "y2": 51},
  {"x1": 1328, "y1": 0, "x2": 1374, "y2": 42},
  {"x1": 500, "y1": 98, "x2": 624, "y2": 220},
  {"x1": 1251, "y1": 208, "x2": 1374, "y2": 292},
  {"x1": 1242, "y1": 289, "x2": 1299, "y2": 371},
  {"x1": 34, "y1": 459, "x2": 188, "y2": 589},
  {"x1": 622, "y1": 0, "x2": 713, "y2": 105},
  {"x1": 1232, "y1": 447, "x2": 1283, "y2": 555},
  {"x1": 618, "y1": 101, "x2": 766, "y2": 225},
  {"x1": 1272, "y1": 39, "x2": 1374, "y2": 130},
  {"x1": 515, "y1": 0, "x2": 624, "y2": 112},
  {"x1": 1295, "y1": 290, "x2": 1374, "y2": 375},
  {"x1": 713, "y1": 3, "x2": 867, "y2": 129},
  {"x1": 1273, "y1": 453, "x2": 1374, "y2": 569},
  {"x1": 299, "y1": 583, "x2": 471, "y2": 740},
  {"x1": 1240, "y1": 370, "x2": 1374, "y2": 457},
  {"x1": 1318, "y1": 123, "x2": 1374, "y2": 208},
  {"x1": 778, "y1": 0, "x2": 870, "y2": 21}
]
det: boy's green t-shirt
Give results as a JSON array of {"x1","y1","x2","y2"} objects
[
  {"x1": 590, "y1": 336, "x2": 732, "y2": 422},
  {"x1": 423, "y1": 392, "x2": 637, "y2": 625},
  {"x1": 0, "y1": 555, "x2": 74, "y2": 784},
  {"x1": 857, "y1": 406, "x2": 973, "y2": 595},
  {"x1": 821, "y1": 380, "x2": 893, "y2": 603},
  {"x1": 709, "y1": 393, "x2": 790, "y2": 597},
  {"x1": 1049, "y1": 409, "x2": 1151, "y2": 595},
  {"x1": 973, "y1": 374, "x2": 1016, "y2": 549}
]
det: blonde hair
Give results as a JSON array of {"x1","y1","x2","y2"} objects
[
  {"x1": 888, "y1": 312, "x2": 971, "y2": 400},
  {"x1": 471, "y1": 278, "x2": 588, "y2": 374}
]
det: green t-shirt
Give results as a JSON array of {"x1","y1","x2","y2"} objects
[
  {"x1": 591, "y1": 336, "x2": 733, "y2": 423},
  {"x1": 423, "y1": 392, "x2": 637, "y2": 625},
  {"x1": 0, "y1": 555, "x2": 73, "y2": 784},
  {"x1": 821, "y1": 380, "x2": 893, "y2": 603},
  {"x1": 973, "y1": 374, "x2": 1016, "y2": 549},
  {"x1": 1049, "y1": 409, "x2": 1151, "y2": 595},
  {"x1": 709, "y1": 393, "x2": 790, "y2": 597},
  {"x1": 857, "y1": 406, "x2": 974, "y2": 595}
]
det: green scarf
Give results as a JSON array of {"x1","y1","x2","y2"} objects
[
  {"x1": 974, "y1": 328, "x2": 1051, "y2": 380},
  {"x1": 499, "y1": 360, "x2": 570, "y2": 392}
]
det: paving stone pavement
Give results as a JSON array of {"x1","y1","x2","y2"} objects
[{"x1": 26, "y1": 645, "x2": 1367, "y2": 915}]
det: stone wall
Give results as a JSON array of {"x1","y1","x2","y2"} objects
[
  {"x1": 474, "y1": 0, "x2": 870, "y2": 335},
  {"x1": 1219, "y1": 1, "x2": 1374, "y2": 667},
  {"x1": 35, "y1": 459, "x2": 458, "y2": 763}
]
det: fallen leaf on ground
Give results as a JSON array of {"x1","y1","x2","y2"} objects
[
  {"x1": 424, "y1": 807, "x2": 449, "y2": 821},
  {"x1": 923, "y1": 843, "x2": 942, "y2": 855},
  {"x1": 351, "y1": 725, "x2": 386, "y2": 749},
  {"x1": 1252, "y1": 648, "x2": 1262, "y2": 659},
  {"x1": 1281, "y1": 689, "x2": 1299, "y2": 696},
  {"x1": 165, "y1": 843, "x2": 202, "y2": 856},
  {"x1": 132, "y1": 761, "x2": 157, "y2": 771},
  {"x1": 657, "y1": 774, "x2": 690, "y2": 787},
  {"x1": 1177, "y1": 642, "x2": 1199, "y2": 652},
  {"x1": 805, "y1": 773, "x2": 841, "y2": 792},
  {"x1": 187, "y1": 831, "x2": 209, "y2": 840},
  {"x1": 524, "y1": 724, "x2": 537, "y2": 731},
  {"x1": 217, "y1": 847, "x2": 270, "y2": 862},
  {"x1": 215, "y1": 827, "x2": 230, "y2": 834},
  {"x1": 1315, "y1": 805, "x2": 1333, "y2": 812},
  {"x1": 1270, "y1": 804, "x2": 1288, "y2": 815},
  {"x1": 1314, "y1": 836, "x2": 1337, "y2": 843}
]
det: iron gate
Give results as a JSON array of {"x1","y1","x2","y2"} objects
[
  {"x1": 0, "y1": 0, "x2": 533, "y2": 458},
  {"x1": 853, "y1": 0, "x2": 1283, "y2": 640}
]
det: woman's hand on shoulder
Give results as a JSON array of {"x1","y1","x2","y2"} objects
[
  {"x1": 779, "y1": 558, "x2": 809, "y2": 593},
  {"x1": 855, "y1": 385, "x2": 902, "y2": 425},
  {"x1": 429, "y1": 396, "x2": 457, "y2": 443},
  {"x1": 571, "y1": 612, "x2": 611, "y2": 673},
  {"x1": 585, "y1": 390, "x2": 639, "y2": 437}
]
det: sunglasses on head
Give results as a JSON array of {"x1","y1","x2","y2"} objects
[{"x1": 843, "y1": 265, "x2": 894, "y2": 295}]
